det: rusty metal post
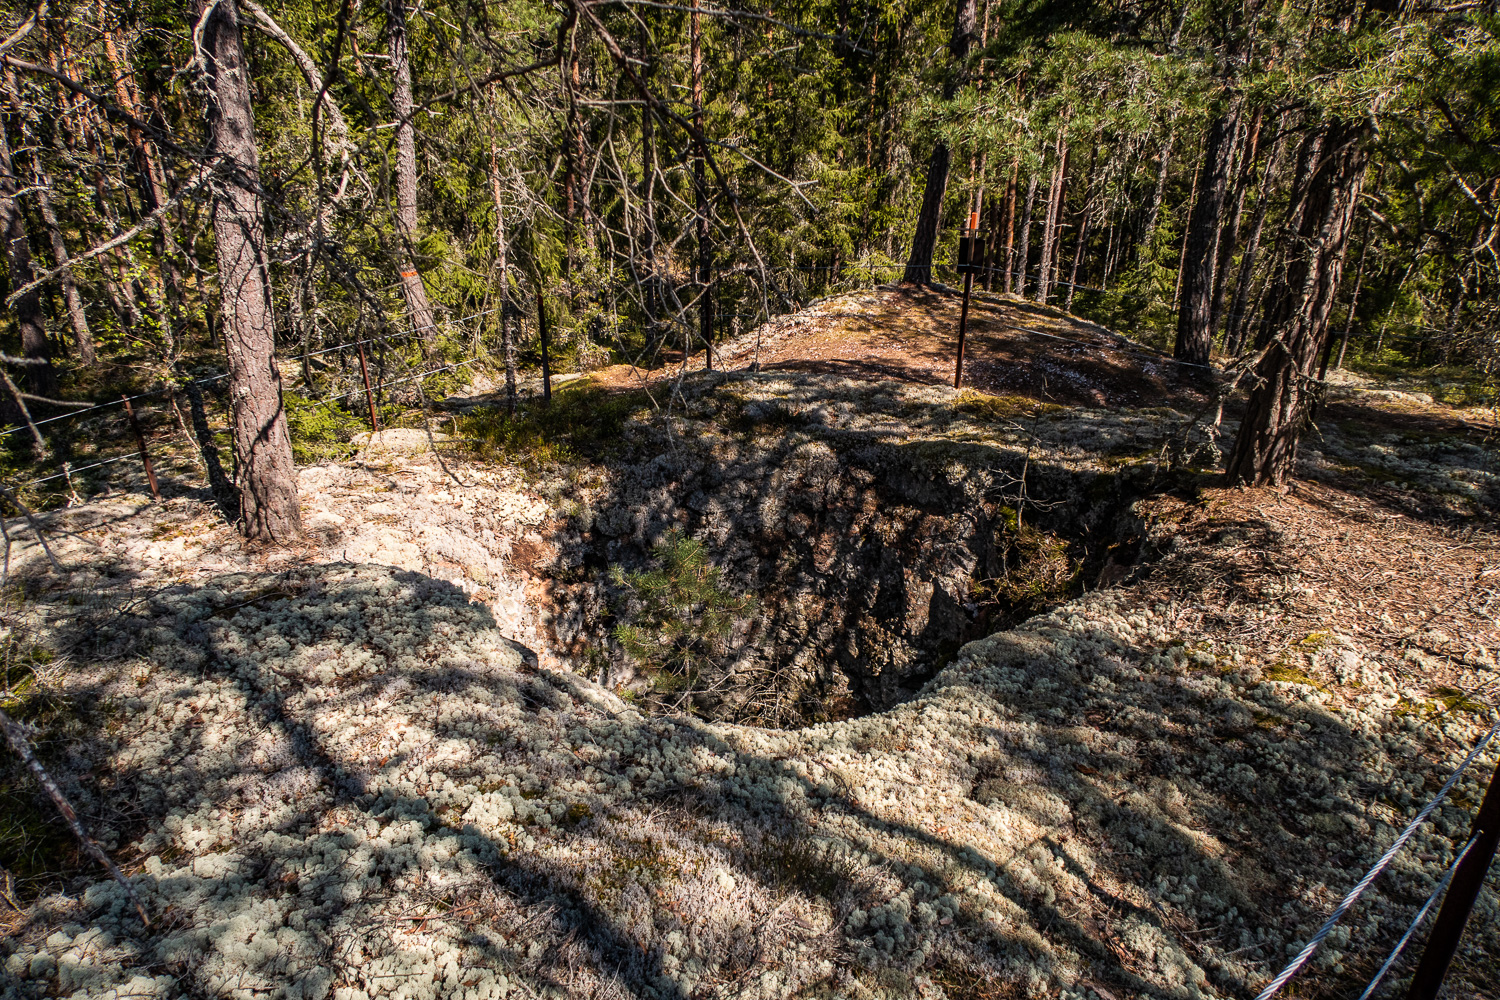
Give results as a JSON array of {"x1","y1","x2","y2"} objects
[
  {"x1": 356, "y1": 339, "x2": 380, "y2": 430},
  {"x1": 1403, "y1": 762, "x2": 1500, "y2": 1000},
  {"x1": 954, "y1": 211, "x2": 984, "y2": 390},
  {"x1": 121, "y1": 395, "x2": 160, "y2": 501},
  {"x1": 955, "y1": 270, "x2": 974, "y2": 389}
]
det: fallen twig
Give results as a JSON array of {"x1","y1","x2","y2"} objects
[{"x1": 0, "y1": 706, "x2": 149, "y2": 924}]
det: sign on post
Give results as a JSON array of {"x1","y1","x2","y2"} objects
[{"x1": 954, "y1": 212, "x2": 985, "y2": 389}]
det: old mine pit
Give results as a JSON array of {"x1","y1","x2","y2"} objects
[{"x1": 530, "y1": 372, "x2": 1159, "y2": 726}]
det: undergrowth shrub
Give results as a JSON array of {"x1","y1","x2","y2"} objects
[
  {"x1": 971, "y1": 512, "x2": 1079, "y2": 619},
  {"x1": 609, "y1": 530, "x2": 755, "y2": 695},
  {"x1": 459, "y1": 382, "x2": 651, "y2": 469},
  {"x1": 0, "y1": 630, "x2": 82, "y2": 901},
  {"x1": 283, "y1": 391, "x2": 368, "y2": 463}
]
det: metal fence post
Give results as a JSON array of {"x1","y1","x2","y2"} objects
[
  {"x1": 356, "y1": 340, "x2": 380, "y2": 431},
  {"x1": 121, "y1": 394, "x2": 160, "y2": 501},
  {"x1": 1403, "y1": 761, "x2": 1500, "y2": 1000}
]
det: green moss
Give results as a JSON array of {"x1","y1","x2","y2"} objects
[
  {"x1": 592, "y1": 837, "x2": 680, "y2": 900},
  {"x1": 1297, "y1": 631, "x2": 1334, "y2": 650},
  {"x1": 1, "y1": 641, "x2": 59, "y2": 725},
  {"x1": 1265, "y1": 660, "x2": 1322, "y2": 688},
  {"x1": 1433, "y1": 687, "x2": 1488, "y2": 716},
  {"x1": 459, "y1": 382, "x2": 652, "y2": 470},
  {"x1": 953, "y1": 389, "x2": 1062, "y2": 423},
  {"x1": 283, "y1": 390, "x2": 370, "y2": 464}
]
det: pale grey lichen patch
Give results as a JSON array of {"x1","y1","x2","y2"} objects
[
  {"x1": 4, "y1": 555, "x2": 1496, "y2": 999},
  {"x1": 3, "y1": 372, "x2": 1496, "y2": 1000}
]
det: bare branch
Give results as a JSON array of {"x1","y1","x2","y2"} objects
[
  {"x1": 0, "y1": 705, "x2": 150, "y2": 925},
  {"x1": 0, "y1": 2, "x2": 43, "y2": 57}
]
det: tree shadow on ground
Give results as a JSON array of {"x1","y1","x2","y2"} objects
[{"x1": 5, "y1": 511, "x2": 1486, "y2": 999}]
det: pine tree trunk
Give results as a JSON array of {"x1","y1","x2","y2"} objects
[
  {"x1": 1225, "y1": 123, "x2": 1368, "y2": 487},
  {"x1": 386, "y1": 0, "x2": 437, "y2": 344},
  {"x1": 1225, "y1": 118, "x2": 1286, "y2": 354},
  {"x1": 1210, "y1": 110, "x2": 1259, "y2": 335},
  {"x1": 100, "y1": 11, "x2": 186, "y2": 327},
  {"x1": 999, "y1": 160, "x2": 1017, "y2": 291},
  {"x1": 564, "y1": 33, "x2": 580, "y2": 285},
  {"x1": 199, "y1": 0, "x2": 303, "y2": 542},
  {"x1": 1036, "y1": 133, "x2": 1067, "y2": 303},
  {"x1": 1335, "y1": 215, "x2": 1373, "y2": 370},
  {"x1": 182, "y1": 378, "x2": 237, "y2": 518},
  {"x1": 901, "y1": 0, "x2": 979, "y2": 285},
  {"x1": 0, "y1": 121, "x2": 56, "y2": 399},
  {"x1": 904, "y1": 144, "x2": 951, "y2": 285},
  {"x1": 487, "y1": 129, "x2": 518, "y2": 416},
  {"x1": 982, "y1": 187, "x2": 1002, "y2": 291},
  {"x1": 692, "y1": 3, "x2": 712, "y2": 365},
  {"x1": 1064, "y1": 208, "x2": 1091, "y2": 312},
  {"x1": 1173, "y1": 154, "x2": 1200, "y2": 312},
  {"x1": 1013, "y1": 173, "x2": 1038, "y2": 296},
  {"x1": 1138, "y1": 134, "x2": 1171, "y2": 264},
  {"x1": 1176, "y1": 103, "x2": 1236, "y2": 367},
  {"x1": 1175, "y1": 103, "x2": 1239, "y2": 365}
]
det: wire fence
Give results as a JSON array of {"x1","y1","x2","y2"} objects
[
  {"x1": 1254, "y1": 719, "x2": 1499, "y2": 1000},
  {"x1": 0, "y1": 299, "x2": 512, "y2": 492},
  {"x1": 1, "y1": 261, "x2": 1496, "y2": 997},
  {"x1": 3, "y1": 256, "x2": 1488, "y2": 496}
]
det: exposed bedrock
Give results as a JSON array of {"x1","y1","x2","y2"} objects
[{"x1": 533, "y1": 374, "x2": 1164, "y2": 725}]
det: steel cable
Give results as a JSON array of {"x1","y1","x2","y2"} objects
[
  {"x1": 1254, "y1": 720, "x2": 1500, "y2": 1000},
  {"x1": 1353, "y1": 833, "x2": 1481, "y2": 1000}
]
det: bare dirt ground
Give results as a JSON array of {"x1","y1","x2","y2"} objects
[{"x1": 591, "y1": 285, "x2": 1215, "y2": 411}]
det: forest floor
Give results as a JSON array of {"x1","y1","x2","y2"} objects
[{"x1": 1, "y1": 288, "x2": 1498, "y2": 1000}]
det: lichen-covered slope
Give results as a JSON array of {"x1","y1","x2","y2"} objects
[
  {"x1": 1, "y1": 373, "x2": 1495, "y2": 1000},
  {"x1": 3, "y1": 560, "x2": 1495, "y2": 999}
]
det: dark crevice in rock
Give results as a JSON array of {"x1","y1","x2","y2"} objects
[{"x1": 533, "y1": 373, "x2": 1163, "y2": 728}]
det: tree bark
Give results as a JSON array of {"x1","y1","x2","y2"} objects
[
  {"x1": 1175, "y1": 101, "x2": 1240, "y2": 365},
  {"x1": 1332, "y1": 211, "x2": 1373, "y2": 371},
  {"x1": 1138, "y1": 134, "x2": 1171, "y2": 264},
  {"x1": 1013, "y1": 172, "x2": 1037, "y2": 295},
  {"x1": 1225, "y1": 123, "x2": 1369, "y2": 487},
  {"x1": 0, "y1": 120, "x2": 56, "y2": 399},
  {"x1": 1225, "y1": 116, "x2": 1286, "y2": 355},
  {"x1": 1210, "y1": 110, "x2": 1259, "y2": 335},
  {"x1": 100, "y1": 9, "x2": 186, "y2": 327},
  {"x1": 100, "y1": 9, "x2": 170, "y2": 214},
  {"x1": 904, "y1": 143, "x2": 952, "y2": 284},
  {"x1": 182, "y1": 377, "x2": 238, "y2": 519},
  {"x1": 536, "y1": 286, "x2": 552, "y2": 405},
  {"x1": 385, "y1": 0, "x2": 437, "y2": 344},
  {"x1": 1064, "y1": 198, "x2": 1091, "y2": 312},
  {"x1": 997, "y1": 160, "x2": 1017, "y2": 291},
  {"x1": 198, "y1": 0, "x2": 303, "y2": 542},
  {"x1": 1036, "y1": 132, "x2": 1067, "y2": 303},
  {"x1": 901, "y1": 0, "x2": 979, "y2": 285},
  {"x1": 692, "y1": 2, "x2": 712, "y2": 366},
  {"x1": 32, "y1": 168, "x2": 93, "y2": 365},
  {"x1": 486, "y1": 125, "x2": 518, "y2": 416}
]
